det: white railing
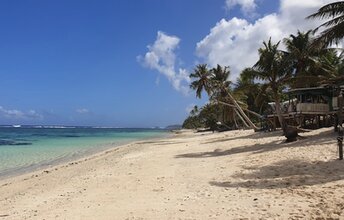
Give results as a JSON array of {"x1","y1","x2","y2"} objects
[{"x1": 296, "y1": 103, "x2": 329, "y2": 112}]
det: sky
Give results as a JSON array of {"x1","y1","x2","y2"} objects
[{"x1": 0, "y1": 0, "x2": 335, "y2": 127}]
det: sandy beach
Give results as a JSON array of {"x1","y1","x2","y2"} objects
[{"x1": 0, "y1": 128, "x2": 343, "y2": 219}]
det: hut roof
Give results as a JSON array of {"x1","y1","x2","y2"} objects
[{"x1": 287, "y1": 86, "x2": 332, "y2": 96}]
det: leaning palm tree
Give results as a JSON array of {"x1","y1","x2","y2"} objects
[
  {"x1": 208, "y1": 65, "x2": 259, "y2": 130},
  {"x1": 189, "y1": 64, "x2": 259, "y2": 130},
  {"x1": 307, "y1": 1, "x2": 344, "y2": 46},
  {"x1": 251, "y1": 38, "x2": 293, "y2": 134}
]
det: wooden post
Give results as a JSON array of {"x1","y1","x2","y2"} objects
[
  {"x1": 338, "y1": 92, "x2": 343, "y2": 127},
  {"x1": 338, "y1": 126, "x2": 343, "y2": 160},
  {"x1": 337, "y1": 92, "x2": 343, "y2": 160}
]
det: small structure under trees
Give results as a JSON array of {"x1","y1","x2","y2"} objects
[{"x1": 266, "y1": 85, "x2": 344, "y2": 130}]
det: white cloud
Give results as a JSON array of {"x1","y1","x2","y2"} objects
[
  {"x1": 196, "y1": 0, "x2": 334, "y2": 82},
  {"x1": 138, "y1": 31, "x2": 190, "y2": 95},
  {"x1": 0, "y1": 106, "x2": 43, "y2": 120},
  {"x1": 225, "y1": 0, "x2": 257, "y2": 16},
  {"x1": 76, "y1": 108, "x2": 90, "y2": 114}
]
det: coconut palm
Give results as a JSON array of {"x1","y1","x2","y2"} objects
[
  {"x1": 189, "y1": 105, "x2": 199, "y2": 117},
  {"x1": 208, "y1": 65, "x2": 232, "y2": 125},
  {"x1": 307, "y1": 1, "x2": 344, "y2": 46},
  {"x1": 283, "y1": 30, "x2": 322, "y2": 88},
  {"x1": 189, "y1": 64, "x2": 212, "y2": 98},
  {"x1": 251, "y1": 38, "x2": 293, "y2": 133},
  {"x1": 235, "y1": 68, "x2": 268, "y2": 114},
  {"x1": 318, "y1": 49, "x2": 344, "y2": 85},
  {"x1": 208, "y1": 65, "x2": 259, "y2": 130},
  {"x1": 189, "y1": 64, "x2": 259, "y2": 130}
]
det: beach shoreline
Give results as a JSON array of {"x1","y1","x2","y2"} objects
[
  {"x1": 0, "y1": 131, "x2": 173, "y2": 182},
  {"x1": 1, "y1": 128, "x2": 343, "y2": 219},
  {"x1": 0, "y1": 129, "x2": 172, "y2": 181}
]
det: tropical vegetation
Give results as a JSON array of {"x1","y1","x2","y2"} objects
[
  {"x1": 307, "y1": 1, "x2": 344, "y2": 46},
  {"x1": 183, "y1": 1, "x2": 344, "y2": 139}
]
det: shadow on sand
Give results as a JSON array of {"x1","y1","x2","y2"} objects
[
  {"x1": 201, "y1": 130, "x2": 284, "y2": 145},
  {"x1": 174, "y1": 128, "x2": 343, "y2": 188},
  {"x1": 209, "y1": 159, "x2": 344, "y2": 189},
  {"x1": 175, "y1": 129, "x2": 335, "y2": 159}
]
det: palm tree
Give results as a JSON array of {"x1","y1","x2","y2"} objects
[
  {"x1": 235, "y1": 68, "x2": 268, "y2": 114},
  {"x1": 189, "y1": 64, "x2": 259, "y2": 130},
  {"x1": 208, "y1": 65, "x2": 232, "y2": 125},
  {"x1": 307, "y1": 1, "x2": 344, "y2": 46},
  {"x1": 190, "y1": 105, "x2": 199, "y2": 117},
  {"x1": 189, "y1": 64, "x2": 212, "y2": 98},
  {"x1": 283, "y1": 30, "x2": 321, "y2": 88},
  {"x1": 251, "y1": 38, "x2": 293, "y2": 133},
  {"x1": 208, "y1": 65, "x2": 259, "y2": 130},
  {"x1": 318, "y1": 49, "x2": 344, "y2": 85}
]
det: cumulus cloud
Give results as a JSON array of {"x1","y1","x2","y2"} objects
[
  {"x1": 76, "y1": 108, "x2": 90, "y2": 114},
  {"x1": 196, "y1": 0, "x2": 334, "y2": 82},
  {"x1": 225, "y1": 0, "x2": 257, "y2": 17},
  {"x1": 138, "y1": 31, "x2": 190, "y2": 95},
  {"x1": 0, "y1": 106, "x2": 43, "y2": 120}
]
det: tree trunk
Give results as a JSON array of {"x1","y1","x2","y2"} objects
[
  {"x1": 224, "y1": 90, "x2": 260, "y2": 131},
  {"x1": 217, "y1": 101, "x2": 263, "y2": 119},
  {"x1": 233, "y1": 110, "x2": 238, "y2": 129},
  {"x1": 273, "y1": 89, "x2": 298, "y2": 141},
  {"x1": 234, "y1": 109, "x2": 250, "y2": 128},
  {"x1": 272, "y1": 92, "x2": 286, "y2": 133}
]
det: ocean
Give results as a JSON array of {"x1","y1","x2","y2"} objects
[{"x1": 0, "y1": 126, "x2": 168, "y2": 178}]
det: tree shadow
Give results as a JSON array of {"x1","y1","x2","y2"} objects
[
  {"x1": 202, "y1": 130, "x2": 283, "y2": 145},
  {"x1": 210, "y1": 159, "x2": 344, "y2": 189},
  {"x1": 175, "y1": 129, "x2": 335, "y2": 159},
  {"x1": 175, "y1": 140, "x2": 282, "y2": 158}
]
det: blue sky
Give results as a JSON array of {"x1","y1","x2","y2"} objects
[{"x1": 0, "y1": 0, "x2": 332, "y2": 127}]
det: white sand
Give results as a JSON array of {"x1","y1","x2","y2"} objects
[{"x1": 0, "y1": 127, "x2": 343, "y2": 219}]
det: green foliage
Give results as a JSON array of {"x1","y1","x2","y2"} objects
[
  {"x1": 182, "y1": 115, "x2": 203, "y2": 129},
  {"x1": 235, "y1": 68, "x2": 271, "y2": 115},
  {"x1": 184, "y1": 1, "x2": 344, "y2": 132},
  {"x1": 189, "y1": 64, "x2": 212, "y2": 98},
  {"x1": 182, "y1": 104, "x2": 220, "y2": 131},
  {"x1": 307, "y1": 1, "x2": 344, "y2": 46}
]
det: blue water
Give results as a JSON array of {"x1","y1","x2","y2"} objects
[{"x1": 0, "y1": 127, "x2": 168, "y2": 178}]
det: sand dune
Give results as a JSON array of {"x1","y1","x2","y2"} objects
[{"x1": 0, "y1": 127, "x2": 343, "y2": 219}]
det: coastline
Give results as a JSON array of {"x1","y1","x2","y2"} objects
[
  {"x1": 0, "y1": 133, "x2": 172, "y2": 183},
  {"x1": 1, "y1": 128, "x2": 343, "y2": 219},
  {"x1": 0, "y1": 129, "x2": 171, "y2": 181}
]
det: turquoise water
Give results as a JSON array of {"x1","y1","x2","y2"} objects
[{"x1": 0, "y1": 127, "x2": 167, "y2": 178}]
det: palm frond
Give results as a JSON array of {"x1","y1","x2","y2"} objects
[{"x1": 307, "y1": 1, "x2": 344, "y2": 19}]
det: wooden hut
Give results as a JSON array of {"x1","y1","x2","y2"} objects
[{"x1": 266, "y1": 86, "x2": 343, "y2": 129}]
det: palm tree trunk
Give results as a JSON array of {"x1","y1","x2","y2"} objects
[
  {"x1": 234, "y1": 109, "x2": 250, "y2": 128},
  {"x1": 233, "y1": 110, "x2": 238, "y2": 129},
  {"x1": 217, "y1": 101, "x2": 263, "y2": 119},
  {"x1": 272, "y1": 91, "x2": 287, "y2": 133},
  {"x1": 225, "y1": 90, "x2": 260, "y2": 130}
]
